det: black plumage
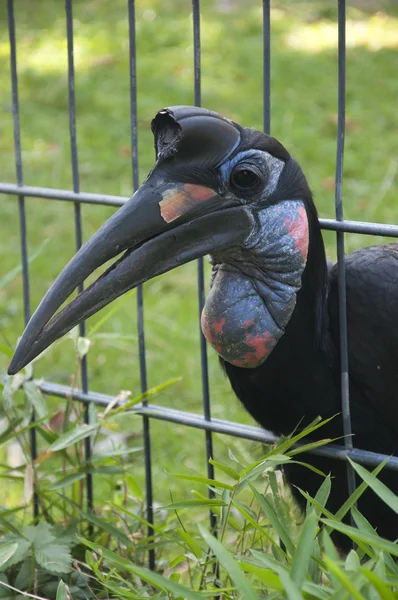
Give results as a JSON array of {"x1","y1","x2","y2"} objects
[{"x1": 9, "y1": 106, "x2": 398, "y2": 550}]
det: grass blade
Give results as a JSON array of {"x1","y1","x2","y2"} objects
[
  {"x1": 291, "y1": 511, "x2": 318, "y2": 588},
  {"x1": 348, "y1": 458, "x2": 398, "y2": 514},
  {"x1": 198, "y1": 524, "x2": 259, "y2": 600}
]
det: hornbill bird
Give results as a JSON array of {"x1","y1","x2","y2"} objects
[{"x1": 8, "y1": 106, "x2": 398, "y2": 550}]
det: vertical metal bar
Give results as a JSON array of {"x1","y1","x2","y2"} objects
[
  {"x1": 127, "y1": 0, "x2": 155, "y2": 571},
  {"x1": 192, "y1": 0, "x2": 217, "y2": 536},
  {"x1": 262, "y1": 0, "x2": 271, "y2": 135},
  {"x1": 7, "y1": 0, "x2": 39, "y2": 520},
  {"x1": 65, "y1": 0, "x2": 93, "y2": 515},
  {"x1": 335, "y1": 0, "x2": 356, "y2": 502}
]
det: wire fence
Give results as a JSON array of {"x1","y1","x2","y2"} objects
[{"x1": 2, "y1": 0, "x2": 398, "y2": 572}]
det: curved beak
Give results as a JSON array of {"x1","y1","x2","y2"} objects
[{"x1": 8, "y1": 176, "x2": 253, "y2": 374}]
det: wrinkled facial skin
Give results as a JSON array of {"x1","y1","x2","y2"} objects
[{"x1": 200, "y1": 149, "x2": 309, "y2": 368}]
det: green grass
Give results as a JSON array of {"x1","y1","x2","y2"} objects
[{"x1": 0, "y1": 0, "x2": 398, "y2": 509}]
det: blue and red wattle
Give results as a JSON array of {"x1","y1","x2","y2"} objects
[{"x1": 201, "y1": 200, "x2": 309, "y2": 368}]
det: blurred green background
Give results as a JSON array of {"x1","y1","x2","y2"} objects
[{"x1": 0, "y1": 0, "x2": 397, "y2": 507}]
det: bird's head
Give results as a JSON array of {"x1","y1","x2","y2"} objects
[{"x1": 8, "y1": 106, "x2": 317, "y2": 375}]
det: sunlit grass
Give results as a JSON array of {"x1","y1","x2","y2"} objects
[{"x1": 286, "y1": 13, "x2": 398, "y2": 52}]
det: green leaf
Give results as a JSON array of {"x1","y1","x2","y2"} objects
[
  {"x1": 56, "y1": 580, "x2": 69, "y2": 600},
  {"x1": 125, "y1": 474, "x2": 143, "y2": 501},
  {"x1": 198, "y1": 524, "x2": 259, "y2": 600},
  {"x1": 35, "y1": 543, "x2": 72, "y2": 574},
  {"x1": 360, "y1": 567, "x2": 395, "y2": 600},
  {"x1": 176, "y1": 528, "x2": 202, "y2": 559},
  {"x1": 0, "y1": 544, "x2": 18, "y2": 569},
  {"x1": 238, "y1": 561, "x2": 284, "y2": 591},
  {"x1": 348, "y1": 458, "x2": 398, "y2": 514},
  {"x1": 49, "y1": 472, "x2": 86, "y2": 491},
  {"x1": 168, "y1": 554, "x2": 186, "y2": 569},
  {"x1": 77, "y1": 336, "x2": 91, "y2": 358},
  {"x1": 0, "y1": 538, "x2": 30, "y2": 570},
  {"x1": 23, "y1": 381, "x2": 47, "y2": 419},
  {"x1": 345, "y1": 549, "x2": 361, "y2": 572},
  {"x1": 321, "y1": 519, "x2": 398, "y2": 556},
  {"x1": 232, "y1": 500, "x2": 286, "y2": 556},
  {"x1": 335, "y1": 459, "x2": 386, "y2": 521},
  {"x1": 291, "y1": 511, "x2": 318, "y2": 588},
  {"x1": 279, "y1": 571, "x2": 305, "y2": 600},
  {"x1": 249, "y1": 483, "x2": 295, "y2": 555},
  {"x1": 209, "y1": 458, "x2": 240, "y2": 480},
  {"x1": 80, "y1": 537, "x2": 204, "y2": 600},
  {"x1": 159, "y1": 499, "x2": 227, "y2": 510},
  {"x1": 110, "y1": 377, "x2": 182, "y2": 416},
  {"x1": 49, "y1": 423, "x2": 99, "y2": 451},
  {"x1": 171, "y1": 472, "x2": 233, "y2": 491},
  {"x1": 323, "y1": 555, "x2": 366, "y2": 599}
]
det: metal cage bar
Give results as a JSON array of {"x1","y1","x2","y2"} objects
[
  {"x1": 65, "y1": 0, "x2": 93, "y2": 516},
  {"x1": 334, "y1": 0, "x2": 357, "y2": 505},
  {"x1": 127, "y1": 0, "x2": 155, "y2": 571},
  {"x1": 2, "y1": 0, "x2": 398, "y2": 572},
  {"x1": 192, "y1": 0, "x2": 218, "y2": 538},
  {"x1": 7, "y1": 0, "x2": 39, "y2": 520}
]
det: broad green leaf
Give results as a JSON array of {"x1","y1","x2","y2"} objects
[
  {"x1": 35, "y1": 543, "x2": 72, "y2": 574},
  {"x1": 291, "y1": 511, "x2": 318, "y2": 588},
  {"x1": 321, "y1": 519, "x2": 398, "y2": 556},
  {"x1": 80, "y1": 537, "x2": 204, "y2": 600},
  {"x1": 348, "y1": 458, "x2": 398, "y2": 514},
  {"x1": 49, "y1": 423, "x2": 99, "y2": 451},
  {"x1": 323, "y1": 555, "x2": 366, "y2": 599},
  {"x1": 198, "y1": 524, "x2": 259, "y2": 600},
  {"x1": 0, "y1": 538, "x2": 30, "y2": 570},
  {"x1": 0, "y1": 544, "x2": 18, "y2": 569}
]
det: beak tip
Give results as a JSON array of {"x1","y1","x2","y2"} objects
[{"x1": 8, "y1": 347, "x2": 28, "y2": 376}]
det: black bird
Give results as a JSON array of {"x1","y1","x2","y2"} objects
[{"x1": 8, "y1": 106, "x2": 398, "y2": 549}]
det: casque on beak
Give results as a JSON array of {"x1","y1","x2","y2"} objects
[{"x1": 8, "y1": 106, "x2": 254, "y2": 375}]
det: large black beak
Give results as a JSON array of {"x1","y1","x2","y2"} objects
[{"x1": 8, "y1": 106, "x2": 253, "y2": 375}]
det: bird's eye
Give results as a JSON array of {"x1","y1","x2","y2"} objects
[{"x1": 230, "y1": 164, "x2": 263, "y2": 194}]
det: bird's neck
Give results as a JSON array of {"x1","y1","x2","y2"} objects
[{"x1": 201, "y1": 200, "x2": 311, "y2": 367}]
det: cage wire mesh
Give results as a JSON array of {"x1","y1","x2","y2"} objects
[{"x1": 2, "y1": 0, "x2": 398, "y2": 571}]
